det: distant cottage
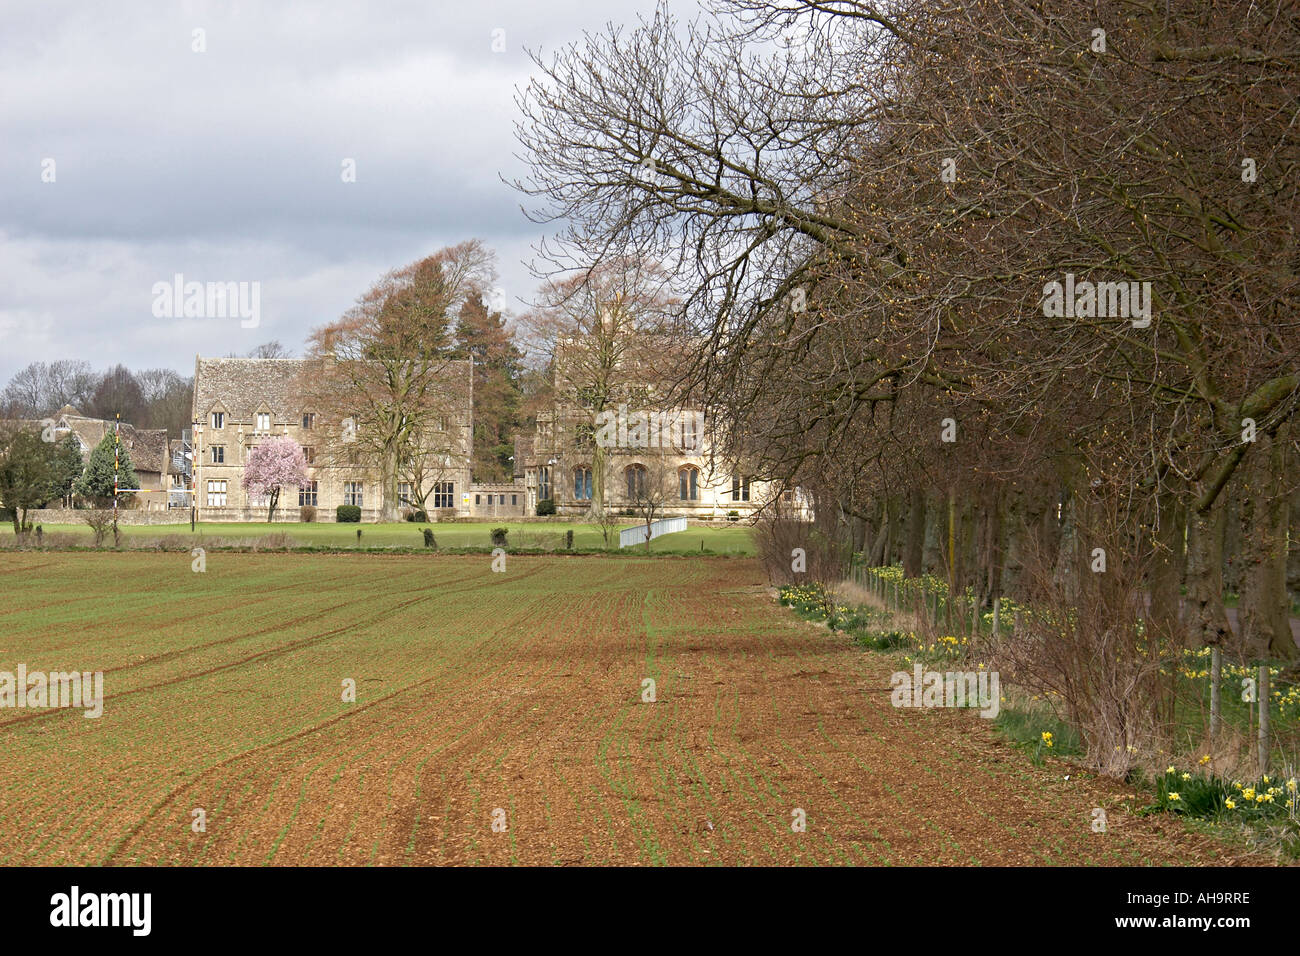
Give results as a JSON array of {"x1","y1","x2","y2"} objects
[{"x1": 43, "y1": 406, "x2": 173, "y2": 509}]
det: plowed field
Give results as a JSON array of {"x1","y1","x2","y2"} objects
[{"x1": 0, "y1": 552, "x2": 1249, "y2": 865}]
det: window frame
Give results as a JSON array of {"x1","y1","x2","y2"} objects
[
  {"x1": 625, "y1": 464, "x2": 647, "y2": 499},
  {"x1": 574, "y1": 466, "x2": 592, "y2": 501},
  {"x1": 344, "y1": 481, "x2": 364, "y2": 508},
  {"x1": 432, "y1": 481, "x2": 454, "y2": 509},
  {"x1": 298, "y1": 481, "x2": 318, "y2": 507},
  {"x1": 678, "y1": 465, "x2": 699, "y2": 501},
  {"x1": 206, "y1": 479, "x2": 227, "y2": 507}
]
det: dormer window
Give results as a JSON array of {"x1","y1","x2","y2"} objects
[
  {"x1": 211, "y1": 412, "x2": 224, "y2": 429},
  {"x1": 302, "y1": 412, "x2": 316, "y2": 430},
  {"x1": 256, "y1": 412, "x2": 271, "y2": 432}
]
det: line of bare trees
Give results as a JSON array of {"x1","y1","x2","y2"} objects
[{"x1": 514, "y1": 0, "x2": 1300, "y2": 769}]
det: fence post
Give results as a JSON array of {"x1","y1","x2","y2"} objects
[
  {"x1": 1209, "y1": 646, "x2": 1222, "y2": 740},
  {"x1": 1258, "y1": 663, "x2": 1270, "y2": 776}
]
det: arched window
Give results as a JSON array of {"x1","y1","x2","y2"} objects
[
  {"x1": 625, "y1": 464, "x2": 647, "y2": 499},
  {"x1": 574, "y1": 466, "x2": 592, "y2": 500},
  {"x1": 678, "y1": 465, "x2": 699, "y2": 501}
]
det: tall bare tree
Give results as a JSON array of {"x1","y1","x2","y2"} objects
[{"x1": 303, "y1": 241, "x2": 490, "y2": 520}]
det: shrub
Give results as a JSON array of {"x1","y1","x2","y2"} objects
[
  {"x1": 253, "y1": 533, "x2": 295, "y2": 551},
  {"x1": 512, "y1": 530, "x2": 565, "y2": 551},
  {"x1": 995, "y1": 507, "x2": 1169, "y2": 776},
  {"x1": 407, "y1": 509, "x2": 428, "y2": 523},
  {"x1": 536, "y1": 498, "x2": 557, "y2": 516},
  {"x1": 336, "y1": 505, "x2": 361, "y2": 523},
  {"x1": 81, "y1": 509, "x2": 114, "y2": 547},
  {"x1": 726, "y1": 510, "x2": 741, "y2": 521},
  {"x1": 300, "y1": 505, "x2": 317, "y2": 523},
  {"x1": 423, "y1": 528, "x2": 437, "y2": 549},
  {"x1": 853, "y1": 629, "x2": 913, "y2": 651},
  {"x1": 756, "y1": 513, "x2": 850, "y2": 585},
  {"x1": 491, "y1": 527, "x2": 509, "y2": 546}
]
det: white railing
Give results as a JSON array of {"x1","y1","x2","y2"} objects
[{"x1": 619, "y1": 516, "x2": 688, "y2": 548}]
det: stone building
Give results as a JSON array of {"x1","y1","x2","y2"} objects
[
  {"x1": 190, "y1": 356, "x2": 474, "y2": 521},
  {"x1": 513, "y1": 337, "x2": 801, "y2": 520},
  {"x1": 47, "y1": 406, "x2": 172, "y2": 509}
]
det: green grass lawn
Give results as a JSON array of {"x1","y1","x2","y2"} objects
[{"x1": 0, "y1": 519, "x2": 756, "y2": 555}]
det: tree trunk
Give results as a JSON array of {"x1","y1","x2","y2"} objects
[
  {"x1": 960, "y1": 495, "x2": 977, "y2": 594},
  {"x1": 1149, "y1": 489, "x2": 1186, "y2": 641},
  {"x1": 1185, "y1": 491, "x2": 1233, "y2": 649},
  {"x1": 902, "y1": 487, "x2": 925, "y2": 578},
  {"x1": 850, "y1": 512, "x2": 867, "y2": 555},
  {"x1": 1239, "y1": 428, "x2": 1296, "y2": 661},
  {"x1": 946, "y1": 485, "x2": 957, "y2": 594},
  {"x1": 868, "y1": 499, "x2": 889, "y2": 566},
  {"x1": 883, "y1": 495, "x2": 899, "y2": 566},
  {"x1": 923, "y1": 489, "x2": 944, "y2": 575},
  {"x1": 1052, "y1": 492, "x2": 1078, "y2": 599},
  {"x1": 381, "y1": 441, "x2": 401, "y2": 522},
  {"x1": 591, "y1": 442, "x2": 606, "y2": 519}
]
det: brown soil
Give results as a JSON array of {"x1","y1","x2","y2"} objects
[{"x1": 0, "y1": 553, "x2": 1270, "y2": 865}]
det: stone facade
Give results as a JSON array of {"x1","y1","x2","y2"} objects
[
  {"x1": 466, "y1": 483, "x2": 528, "y2": 519},
  {"x1": 513, "y1": 338, "x2": 806, "y2": 520},
  {"x1": 190, "y1": 356, "x2": 473, "y2": 521}
]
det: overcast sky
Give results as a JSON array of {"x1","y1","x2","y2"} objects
[{"x1": 0, "y1": 0, "x2": 687, "y2": 383}]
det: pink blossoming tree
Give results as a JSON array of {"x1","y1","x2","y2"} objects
[{"x1": 241, "y1": 435, "x2": 309, "y2": 522}]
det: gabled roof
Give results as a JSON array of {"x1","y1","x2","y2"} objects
[
  {"x1": 58, "y1": 416, "x2": 112, "y2": 453},
  {"x1": 193, "y1": 355, "x2": 474, "y2": 423},
  {"x1": 129, "y1": 428, "x2": 170, "y2": 476},
  {"x1": 193, "y1": 358, "x2": 317, "y2": 422}
]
